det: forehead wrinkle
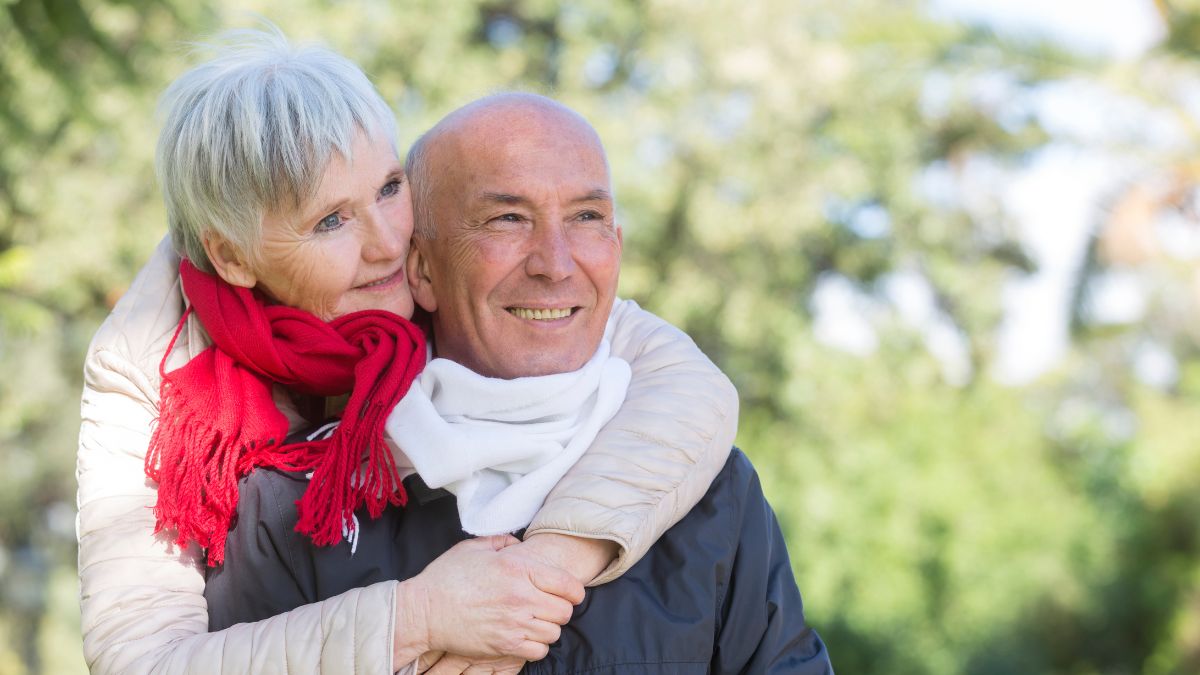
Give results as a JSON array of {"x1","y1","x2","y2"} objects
[
  {"x1": 424, "y1": 97, "x2": 614, "y2": 234},
  {"x1": 480, "y1": 192, "x2": 529, "y2": 206}
]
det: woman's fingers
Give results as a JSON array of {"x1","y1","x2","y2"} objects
[
  {"x1": 415, "y1": 651, "x2": 446, "y2": 674},
  {"x1": 441, "y1": 655, "x2": 527, "y2": 674},
  {"x1": 532, "y1": 594, "x2": 575, "y2": 626},
  {"x1": 521, "y1": 617, "x2": 563, "y2": 647},
  {"x1": 407, "y1": 537, "x2": 581, "y2": 657},
  {"x1": 508, "y1": 639, "x2": 551, "y2": 662},
  {"x1": 521, "y1": 559, "x2": 586, "y2": 605},
  {"x1": 425, "y1": 653, "x2": 471, "y2": 675}
]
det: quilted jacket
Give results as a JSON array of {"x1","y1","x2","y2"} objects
[{"x1": 76, "y1": 237, "x2": 739, "y2": 675}]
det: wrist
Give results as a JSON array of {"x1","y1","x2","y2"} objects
[
  {"x1": 392, "y1": 579, "x2": 433, "y2": 664},
  {"x1": 520, "y1": 532, "x2": 619, "y2": 584}
]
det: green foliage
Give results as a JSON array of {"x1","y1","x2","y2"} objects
[{"x1": 3, "y1": 1, "x2": 1200, "y2": 674}]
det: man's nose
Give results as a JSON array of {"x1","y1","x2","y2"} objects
[
  {"x1": 361, "y1": 204, "x2": 406, "y2": 262},
  {"x1": 525, "y1": 221, "x2": 576, "y2": 281}
]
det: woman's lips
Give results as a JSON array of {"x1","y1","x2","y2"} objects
[{"x1": 355, "y1": 269, "x2": 403, "y2": 290}]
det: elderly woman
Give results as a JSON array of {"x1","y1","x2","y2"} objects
[{"x1": 77, "y1": 29, "x2": 738, "y2": 674}]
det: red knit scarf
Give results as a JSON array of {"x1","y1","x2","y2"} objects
[{"x1": 144, "y1": 260, "x2": 426, "y2": 565}]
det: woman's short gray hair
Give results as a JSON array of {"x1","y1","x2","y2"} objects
[{"x1": 156, "y1": 26, "x2": 398, "y2": 271}]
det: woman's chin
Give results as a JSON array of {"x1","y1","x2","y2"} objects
[{"x1": 336, "y1": 293, "x2": 415, "y2": 320}]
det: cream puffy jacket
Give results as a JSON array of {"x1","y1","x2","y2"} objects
[{"x1": 77, "y1": 239, "x2": 739, "y2": 675}]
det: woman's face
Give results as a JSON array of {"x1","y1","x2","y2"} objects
[{"x1": 246, "y1": 131, "x2": 415, "y2": 321}]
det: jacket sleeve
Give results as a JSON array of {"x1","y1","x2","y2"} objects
[
  {"x1": 712, "y1": 454, "x2": 833, "y2": 674},
  {"x1": 76, "y1": 248, "x2": 400, "y2": 675},
  {"x1": 525, "y1": 298, "x2": 739, "y2": 584}
]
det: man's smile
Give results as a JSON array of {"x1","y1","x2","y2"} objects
[{"x1": 506, "y1": 306, "x2": 579, "y2": 320}]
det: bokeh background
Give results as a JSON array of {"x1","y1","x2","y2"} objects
[{"x1": 2, "y1": 0, "x2": 1200, "y2": 673}]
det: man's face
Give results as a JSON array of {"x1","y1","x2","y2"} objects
[{"x1": 408, "y1": 106, "x2": 622, "y2": 379}]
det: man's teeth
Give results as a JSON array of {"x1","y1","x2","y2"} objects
[{"x1": 509, "y1": 307, "x2": 573, "y2": 320}]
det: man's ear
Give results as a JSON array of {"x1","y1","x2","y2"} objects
[
  {"x1": 406, "y1": 238, "x2": 438, "y2": 312},
  {"x1": 201, "y1": 232, "x2": 258, "y2": 289}
]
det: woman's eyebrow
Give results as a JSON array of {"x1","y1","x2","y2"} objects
[{"x1": 295, "y1": 195, "x2": 349, "y2": 228}]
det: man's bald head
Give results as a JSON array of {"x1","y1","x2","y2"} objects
[
  {"x1": 402, "y1": 92, "x2": 622, "y2": 378},
  {"x1": 406, "y1": 93, "x2": 610, "y2": 239}
]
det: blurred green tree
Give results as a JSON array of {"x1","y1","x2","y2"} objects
[{"x1": 0, "y1": 2, "x2": 201, "y2": 671}]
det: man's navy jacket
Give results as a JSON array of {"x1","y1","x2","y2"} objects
[{"x1": 206, "y1": 448, "x2": 833, "y2": 674}]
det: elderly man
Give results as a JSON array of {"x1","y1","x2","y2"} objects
[{"x1": 206, "y1": 94, "x2": 832, "y2": 673}]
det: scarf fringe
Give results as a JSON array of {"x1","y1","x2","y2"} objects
[
  {"x1": 146, "y1": 368, "x2": 284, "y2": 566},
  {"x1": 146, "y1": 273, "x2": 425, "y2": 565},
  {"x1": 293, "y1": 323, "x2": 418, "y2": 546},
  {"x1": 291, "y1": 427, "x2": 408, "y2": 547}
]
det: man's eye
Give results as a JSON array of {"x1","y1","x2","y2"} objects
[
  {"x1": 380, "y1": 179, "x2": 402, "y2": 199},
  {"x1": 497, "y1": 213, "x2": 523, "y2": 222},
  {"x1": 579, "y1": 210, "x2": 602, "y2": 220},
  {"x1": 315, "y1": 213, "x2": 342, "y2": 232}
]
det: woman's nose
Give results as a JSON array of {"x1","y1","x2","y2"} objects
[{"x1": 362, "y1": 205, "x2": 406, "y2": 261}]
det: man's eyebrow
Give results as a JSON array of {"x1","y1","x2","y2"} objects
[
  {"x1": 480, "y1": 192, "x2": 529, "y2": 205},
  {"x1": 477, "y1": 189, "x2": 612, "y2": 207},
  {"x1": 572, "y1": 189, "x2": 612, "y2": 203}
]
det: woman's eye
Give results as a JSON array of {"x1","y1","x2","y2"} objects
[
  {"x1": 315, "y1": 213, "x2": 342, "y2": 232},
  {"x1": 379, "y1": 179, "x2": 402, "y2": 199}
]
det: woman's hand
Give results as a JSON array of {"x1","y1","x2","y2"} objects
[
  {"x1": 420, "y1": 652, "x2": 525, "y2": 675},
  {"x1": 394, "y1": 535, "x2": 584, "y2": 663}
]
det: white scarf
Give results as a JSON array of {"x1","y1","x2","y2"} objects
[{"x1": 384, "y1": 339, "x2": 631, "y2": 535}]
